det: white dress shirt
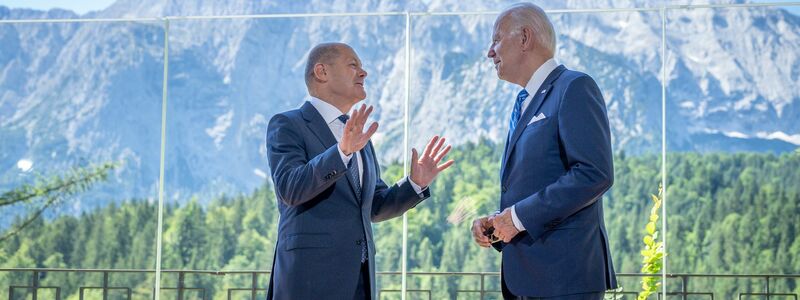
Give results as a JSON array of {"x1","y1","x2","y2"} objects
[
  {"x1": 510, "y1": 58, "x2": 559, "y2": 232},
  {"x1": 308, "y1": 97, "x2": 426, "y2": 195}
]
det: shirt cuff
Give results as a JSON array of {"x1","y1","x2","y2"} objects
[
  {"x1": 338, "y1": 144, "x2": 352, "y2": 166},
  {"x1": 399, "y1": 176, "x2": 427, "y2": 196},
  {"x1": 511, "y1": 205, "x2": 526, "y2": 231}
]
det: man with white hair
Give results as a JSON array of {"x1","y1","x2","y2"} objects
[{"x1": 471, "y1": 3, "x2": 617, "y2": 299}]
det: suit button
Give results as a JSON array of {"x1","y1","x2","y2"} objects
[
  {"x1": 356, "y1": 240, "x2": 362, "y2": 245},
  {"x1": 325, "y1": 173, "x2": 333, "y2": 180},
  {"x1": 502, "y1": 186, "x2": 508, "y2": 193}
]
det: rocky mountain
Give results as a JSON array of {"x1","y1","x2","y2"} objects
[{"x1": 1, "y1": 0, "x2": 797, "y2": 217}]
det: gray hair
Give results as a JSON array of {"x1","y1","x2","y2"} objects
[
  {"x1": 502, "y1": 2, "x2": 556, "y2": 57},
  {"x1": 304, "y1": 43, "x2": 347, "y2": 88}
]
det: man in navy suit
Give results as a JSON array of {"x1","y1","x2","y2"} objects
[
  {"x1": 471, "y1": 3, "x2": 617, "y2": 299},
  {"x1": 266, "y1": 42, "x2": 454, "y2": 300}
]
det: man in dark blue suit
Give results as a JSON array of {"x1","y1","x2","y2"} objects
[
  {"x1": 266, "y1": 42, "x2": 454, "y2": 300},
  {"x1": 471, "y1": 3, "x2": 617, "y2": 299}
]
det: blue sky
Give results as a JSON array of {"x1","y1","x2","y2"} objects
[{"x1": 0, "y1": 0, "x2": 798, "y2": 16}]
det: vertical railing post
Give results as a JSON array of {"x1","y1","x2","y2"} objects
[
  {"x1": 682, "y1": 274, "x2": 688, "y2": 300},
  {"x1": 31, "y1": 270, "x2": 39, "y2": 300},
  {"x1": 765, "y1": 275, "x2": 770, "y2": 299},
  {"x1": 103, "y1": 271, "x2": 109, "y2": 300},
  {"x1": 177, "y1": 272, "x2": 185, "y2": 300},
  {"x1": 251, "y1": 272, "x2": 258, "y2": 300},
  {"x1": 479, "y1": 273, "x2": 485, "y2": 300}
]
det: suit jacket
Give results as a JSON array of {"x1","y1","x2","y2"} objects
[
  {"x1": 265, "y1": 101, "x2": 430, "y2": 300},
  {"x1": 496, "y1": 65, "x2": 617, "y2": 297}
]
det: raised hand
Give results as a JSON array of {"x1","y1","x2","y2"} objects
[
  {"x1": 409, "y1": 135, "x2": 455, "y2": 188},
  {"x1": 339, "y1": 104, "x2": 379, "y2": 155}
]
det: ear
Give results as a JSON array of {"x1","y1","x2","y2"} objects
[
  {"x1": 520, "y1": 27, "x2": 534, "y2": 51},
  {"x1": 313, "y1": 63, "x2": 327, "y2": 82}
]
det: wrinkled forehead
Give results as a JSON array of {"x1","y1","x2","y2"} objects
[{"x1": 492, "y1": 12, "x2": 513, "y2": 36}]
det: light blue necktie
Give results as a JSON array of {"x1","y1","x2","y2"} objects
[{"x1": 509, "y1": 89, "x2": 530, "y2": 138}]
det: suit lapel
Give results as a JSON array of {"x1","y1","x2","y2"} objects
[
  {"x1": 501, "y1": 65, "x2": 566, "y2": 179},
  {"x1": 300, "y1": 101, "x2": 362, "y2": 201}
]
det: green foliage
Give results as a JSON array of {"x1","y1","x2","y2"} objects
[
  {"x1": 638, "y1": 185, "x2": 664, "y2": 300},
  {"x1": 0, "y1": 161, "x2": 118, "y2": 242},
  {"x1": 2, "y1": 145, "x2": 799, "y2": 299}
]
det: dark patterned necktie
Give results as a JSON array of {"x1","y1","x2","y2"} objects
[
  {"x1": 338, "y1": 114, "x2": 367, "y2": 262},
  {"x1": 337, "y1": 114, "x2": 362, "y2": 199}
]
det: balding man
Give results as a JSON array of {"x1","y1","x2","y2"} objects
[
  {"x1": 265, "y1": 43, "x2": 454, "y2": 300},
  {"x1": 471, "y1": 3, "x2": 617, "y2": 299}
]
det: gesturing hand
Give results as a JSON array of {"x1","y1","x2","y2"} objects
[
  {"x1": 488, "y1": 207, "x2": 520, "y2": 243},
  {"x1": 339, "y1": 104, "x2": 379, "y2": 156},
  {"x1": 471, "y1": 216, "x2": 494, "y2": 248},
  {"x1": 409, "y1": 135, "x2": 455, "y2": 188}
]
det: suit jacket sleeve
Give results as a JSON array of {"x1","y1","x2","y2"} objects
[
  {"x1": 514, "y1": 75, "x2": 614, "y2": 242},
  {"x1": 368, "y1": 143, "x2": 431, "y2": 222},
  {"x1": 266, "y1": 113, "x2": 349, "y2": 207}
]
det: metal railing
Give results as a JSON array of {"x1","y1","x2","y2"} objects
[{"x1": 2, "y1": 268, "x2": 798, "y2": 299}]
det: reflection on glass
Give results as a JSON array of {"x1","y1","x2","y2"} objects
[
  {"x1": 0, "y1": 21, "x2": 164, "y2": 299},
  {"x1": 405, "y1": 9, "x2": 664, "y2": 298},
  {"x1": 163, "y1": 15, "x2": 407, "y2": 298},
  {"x1": 665, "y1": 5, "x2": 800, "y2": 297}
]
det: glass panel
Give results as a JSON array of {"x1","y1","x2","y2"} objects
[
  {"x1": 0, "y1": 21, "x2": 164, "y2": 299},
  {"x1": 163, "y1": 15, "x2": 407, "y2": 297},
  {"x1": 666, "y1": 4, "x2": 800, "y2": 298},
  {"x1": 405, "y1": 8, "x2": 664, "y2": 298},
  {"x1": 556, "y1": 9, "x2": 666, "y2": 297}
]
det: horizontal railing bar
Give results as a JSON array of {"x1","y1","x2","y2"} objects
[{"x1": 2, "y1": 268, "x2": 799, "y2": 278}]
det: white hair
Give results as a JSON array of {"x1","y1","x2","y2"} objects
[{"x1": 502, "y1": 2, "x2": 556, "y2": 57}]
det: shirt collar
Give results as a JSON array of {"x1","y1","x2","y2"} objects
[
  {"x1": 523, "y1": 58, "x2": 559, "y2": 95},
  {"x1": 309, "y1": 96, "x2": 346, "y2": 125}
]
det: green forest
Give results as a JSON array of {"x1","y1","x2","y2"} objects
[{"x1": 2, "y1": 140, "x2": 799, "y2": 299}]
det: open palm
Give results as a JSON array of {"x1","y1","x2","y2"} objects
[{"x1": 410, "y1": 136, "x2": 455, "y2": 188}]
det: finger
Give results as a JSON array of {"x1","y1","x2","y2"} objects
[
  {"x1": 350, "y1": 108, "x2": 360, "y2": 126},
  {"x1": 433, "y1": 144, "x2": 452, "y2": 163},
  {"x1": 353, "y1": 108, "x2": 368, "y2": 133},
  {"x1": 472, "y1": 225, "x2": 489, "y2": 243},
  {"x1": 423, "y1": 135, "x2": 439, "y2": 158},
  {"x1": 342, "y1": 116, "x2": 355, "y2": 143},
  {"x1": 495, "y1": 228, "x2": 506, "y2": 242},
  {"x1": 480, "y1": 218, "x2": 492, "y2": 229},
  {"x1": 363, "y1": 105, "x2": 374, "y2": 121},
  {"x1": 362, "y1": 122, "x2": 379, "y2": 141},
  {"x1": 411, "y1": 148, "x2": 419, "y2": 166},
  {"x1": 437, "y1": 159, "x2": 455, "y2": 172},
  {"x1": 430, "y1": 137, "x2": 446, "y2": 158},
  {"x1": 358, "y1": 104, "x2": 368, "y2": 126},
  {"x1": 360, "y1": 105, "x2": 373, "y2": 130},
  {"x1": 474, "y1": 236, "x2": 490, "y2": 247}
]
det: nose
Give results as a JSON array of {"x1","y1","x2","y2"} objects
[
  {"x1": 359, "y1": 67, "x2": 367, "y2": 78},
  {"x1": 487, "y1": 47, "x2": 495, "y2": 59}
]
